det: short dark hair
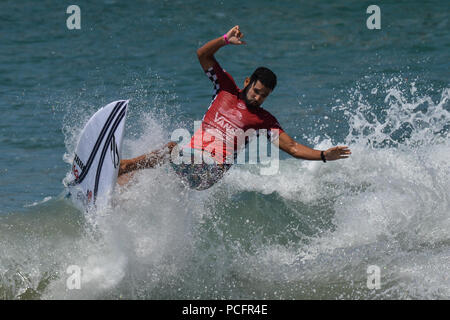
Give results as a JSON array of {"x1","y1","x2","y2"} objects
[{"x1": 249, "y1": 67, "x2": 277, "y2": 91}]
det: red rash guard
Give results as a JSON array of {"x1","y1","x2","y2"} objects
[{"x1": 183, "y1": 61, "x2": 284, "y2": 164}]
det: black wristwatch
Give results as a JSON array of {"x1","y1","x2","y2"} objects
[{"x1": 321, "y1": 151, "x2": 327, "y2": 163}]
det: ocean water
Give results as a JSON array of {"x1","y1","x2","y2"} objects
[{"x1": 0, "y1": 0, "x2": 449, "y2": 299}]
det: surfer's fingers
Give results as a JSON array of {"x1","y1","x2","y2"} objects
[{"x1": 338, "y1": 146, "x2": 351, "y2": 153}]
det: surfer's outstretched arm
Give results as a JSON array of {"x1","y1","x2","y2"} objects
[
  {"x1": 197, "y1": 25, "x2": 245, "y2": 71},
  {"x1": 275, "y1": 132, "x2": 351, "y2": 161},
  {"x1": 118, "y1": 141, "x2": 177, "y2": 177}
]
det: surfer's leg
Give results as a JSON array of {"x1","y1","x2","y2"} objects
[
  {"x1": 171, "y1": 161, "x2": 232, "y2": 191},
  {"x1": 117, "y1": 171, "x2": 136, "y2": 186},
  {"x1": 118, "y1": 141, "x2": 177, "y2": 177}
]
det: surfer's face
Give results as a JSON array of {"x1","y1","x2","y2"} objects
[{"x1": 243, "y1": 79, "x2": 271, "y2": 108}]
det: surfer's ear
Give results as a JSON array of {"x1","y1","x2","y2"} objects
[{"x1": 244, "y1": 77, "x2": 251, "y2": 88}]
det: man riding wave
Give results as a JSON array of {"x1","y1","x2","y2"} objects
[{"x1": 117, "y1": 26, "x2": 351, "y2": 189}]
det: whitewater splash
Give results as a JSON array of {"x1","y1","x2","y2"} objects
[
  {"x1": 228, "y1": 80, "x2": 450, "y2": 299},
  {"x1": 1, "y1": 78, "x2": 449, "y2": 299}
]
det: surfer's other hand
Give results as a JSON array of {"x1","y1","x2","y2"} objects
[{"x1": 324, "y1": 146, "x2": 352, "y2": 161}]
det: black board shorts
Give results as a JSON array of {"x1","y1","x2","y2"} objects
[{"x1": 169, "y1": 147, "x2": 232, "y2": 191}]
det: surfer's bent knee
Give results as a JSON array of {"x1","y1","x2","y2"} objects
[{"x1": 118, "y1": 141, "x2": 177, "y2": 177}]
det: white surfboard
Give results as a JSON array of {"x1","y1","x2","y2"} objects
[{"x1": 68, "y1": 100, "x2": 129, "y2": 211}]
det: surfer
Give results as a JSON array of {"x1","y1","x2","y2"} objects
[{"x1": 117, "y1": 26, "x2": 351, "y2": 189}]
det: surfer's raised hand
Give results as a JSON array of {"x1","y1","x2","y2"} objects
[
  {"x1": 196, "y1": 25, "x2": 246, "y2": 72},
  {"x1": 323, "y1": 146, "x2": 352, "y2": 161},
  {"x1": 225, "y1": 25, "x2": 246, "y2": 45}
]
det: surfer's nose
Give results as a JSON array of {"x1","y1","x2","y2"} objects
[{"x1": 255, "y1": 94, "x2": 264, "y2": 103}]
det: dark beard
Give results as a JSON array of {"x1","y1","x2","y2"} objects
[{"x1": 242, "y1": 84, "x2": 259, "y2": 108}]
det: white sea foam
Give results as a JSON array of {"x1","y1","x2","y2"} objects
[
  {"x1": 227, "y1": 83, "x2": 450, "y2": 299},
  {"x1": 2, "y1": 80, "x2": 448, "y2": 299},
  {"x1": 58, "y1": 83, "x2": 450, "y2": 299}
]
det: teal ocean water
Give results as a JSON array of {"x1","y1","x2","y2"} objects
[{"x1": 0, "y1": 0, "x2": 449, "y2": 299}]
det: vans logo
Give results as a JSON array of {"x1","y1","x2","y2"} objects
[
  {"x1": 213, "y1": 112, "x2": 239, "y2": 133},
  {"x1": 74, "y1": 153, "x2": 86, "y2": 172}
]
